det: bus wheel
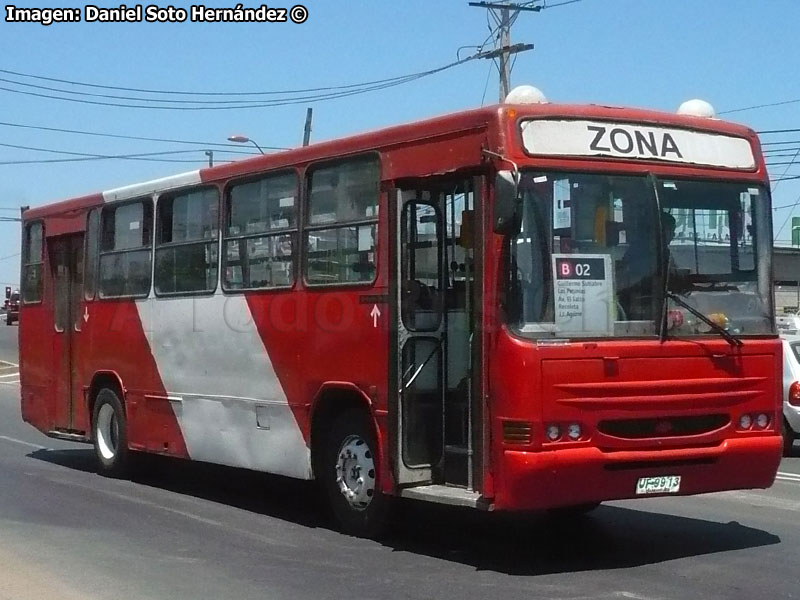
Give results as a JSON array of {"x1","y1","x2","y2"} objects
[
  {"x1": 92, "y1": 388, "x2": 130, "y2": 477},
  {"x1": 320, "y1": 409, "x2": 389, "y2": 538}
]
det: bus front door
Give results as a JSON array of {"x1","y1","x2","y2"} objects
[
  {"x1": 394, "y1": 180, "x2": 479, "y2": 490},
  {"x1": 50, "y1": 234, "x2": 84, "y2": 433},
  {"x1": 395, "y1": 190, "x2": 445, "y2": 487}
]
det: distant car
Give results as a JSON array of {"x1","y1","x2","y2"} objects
[
  {"x1": 5, "y1": 291, "x2": 19, "y2": 326},
  {"x1": 781, "y1": 336, "x2": 800, "y2": 456},
  {"x1": 777, "y1": 313, "x2": 800, "y2": 335}
]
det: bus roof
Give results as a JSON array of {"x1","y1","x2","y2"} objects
[{"x1": 23, "y1": 102, "x2": 761, "y2": 221}]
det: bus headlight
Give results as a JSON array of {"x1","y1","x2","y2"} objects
[{"x1": 567, "y1": 423, "x2": 582, "y2": 440}]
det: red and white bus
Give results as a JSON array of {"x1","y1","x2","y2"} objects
[{"x1": 19, "y1": 92, "x2": 782, "y2": 536}]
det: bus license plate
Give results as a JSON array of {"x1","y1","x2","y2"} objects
[{"x1": 636, "y1": 475, "x2": 681, "y2": 495}]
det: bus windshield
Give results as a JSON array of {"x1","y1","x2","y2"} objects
[{"x1": 507, "y1": 171, "x2": 772, "y2": 338}]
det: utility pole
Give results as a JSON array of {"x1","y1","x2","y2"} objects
[
  {"x1": 204, "y1": 150, "x2": 214, "y2": 167},
  {"x1": 468, "y1": 1, "x2": 542, "y2": 101},
  {"x1": 303, "y1": 107, "x2": 313, "y2": 147},
  {"x1": 497, "y1": 5, "x2": 511, "y2": 102}
]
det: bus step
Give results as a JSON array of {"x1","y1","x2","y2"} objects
[
  {"x1": 444, "y1": 444, "x2": 472, "y2": 456},
  {"x1": 400, "y1": 484, "x2": 488, "y2": 509},
  {"x1": 46, "y1": 429, "x2": 89, "y2": 443}
]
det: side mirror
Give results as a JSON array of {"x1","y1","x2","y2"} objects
[{"x1": 493, "y1": 170, "x2": 520, "y2": 234}]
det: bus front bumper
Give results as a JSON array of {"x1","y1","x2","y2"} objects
[{"x1": 495, "y1": 435, "x2": 782, "y2": 511}]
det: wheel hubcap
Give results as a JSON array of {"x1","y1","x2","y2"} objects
[
  {"x1": 335, "y1": 435, "x2": 376, "y2": 511},
  {"x1": 96, "y1": 404, "x2": 119, "y2": 461}
]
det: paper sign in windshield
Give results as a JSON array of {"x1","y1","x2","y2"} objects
[{"x1": 552, "y1": 254, "x2": 614, "y2": 334}]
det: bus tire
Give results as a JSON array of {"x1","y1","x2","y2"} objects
[
  {"x1": 319, "y1": 408, "x2": 389, "y2": 538},
  {"x1": 92, "y1": 388, "x2": 130, "y2": 477}
]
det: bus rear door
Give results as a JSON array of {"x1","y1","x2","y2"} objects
[{"x1": 49, "y1": 234, "x2": 85, "y2": 433}]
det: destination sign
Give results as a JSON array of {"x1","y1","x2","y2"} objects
[
  {"x1": 521, "y1": 119, "x2": 756, "y2": 169},
  {"x1": 552, "y1": 254, "x2": 614, "y2": 335}
]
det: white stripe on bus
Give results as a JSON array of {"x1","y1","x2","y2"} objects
[
  {"x1": 136, "y1": 292, "x2": 312, "y2": 480},
  {"x1": 102, "y1": 170, "x2": 201, "y2": 203}
]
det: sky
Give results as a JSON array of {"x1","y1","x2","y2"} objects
[{"x1": 1, "y1": 0, "x2": 799, "y2": 289}]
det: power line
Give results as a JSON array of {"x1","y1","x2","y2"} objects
[
  {"x1": 0, "y1": 62, "x2": 467, "y2": 97},
  {"x1": 764, "y1": 149, "x2": 800, "y2": 156},
  {"x1": 0, "y1": 120, "x2": 289, "y2": 150},
  {"x1": 766, "y1": 160, "x2": 800, "y2": 166},
  {"x1": 0, "y1": 73, "x2": 431, "y2": 111},
  {"x1": 0, "y1": 141, "x2": 258, "y2": 158},
  {"x1": 773, "y1": 198, "x2": 800, "y2": 210},
  {"x1": 763, "y1": 140, "x2": 800, "y2": 147},
  {"x1": 0, "y1": 144, "x2": 239, "y2": 166},
  {"x1": 772, "y1": 146, "x2": 800, "y2": 240},
  {"x1": 0, "y1": 76, "x2": 274, "y2": 105},
  {"x1": 0, "y1": 55, "x2": 478, "y2": 110},
  {"x1": 541, "y1": 0, "x2": 585, "y2": 7},
  {"x1": 720, "y1": 98, "x2": 800, "y2": 115},
  {"x1": 758, "y1": 128, "x2": 800, "y2": 135},
  {"x1": 2, "y1": 74, "x2": 444, "y2": 108},
  {"x1": 0, "y1": 155, "x2": 233, "y2": 166}
]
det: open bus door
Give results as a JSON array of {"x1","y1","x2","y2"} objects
[
  {"x1": 49, "y1": 234, "x2": 85, "y2": 434},
  {"x1": 391, "y1": 177, "x2": 484, "y2": 502}
]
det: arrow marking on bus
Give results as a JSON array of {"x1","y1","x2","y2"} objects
[{"x1": 370, "y1": 304, "x2": 381, "y2": 327}]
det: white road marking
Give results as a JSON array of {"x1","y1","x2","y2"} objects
[
  {"x1": 0, "y1": 360, "x2": 19, "y2": 367},
  {"x1": 776, "y1": 471, "x2": 800, "y2": 483},
  {"x1": 0, "y1": 372, "x2": 20, "y2": 378},
  {"x1": 0, "y1": 435, "x2": 46, "y2": 450},
  {"x1": 62, "y1": 480, "x2": 225, "y2": 527}
]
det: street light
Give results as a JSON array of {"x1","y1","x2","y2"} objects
[{"x1": 227, "y1": 135, "x2": 265, "y2": 155}]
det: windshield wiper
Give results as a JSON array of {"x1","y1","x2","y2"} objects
[
  {"x1": 649, "y1": 172, "x2": 673, "y2": 344},
  {"x1": 666, "y1": 291, "x2": 743, "y2": 347}
]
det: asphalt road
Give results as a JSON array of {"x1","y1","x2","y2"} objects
[{"x1": 1, "y1": 322, "x2": 799, "y2": 600}]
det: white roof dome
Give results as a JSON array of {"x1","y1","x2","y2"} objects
[
  {"x1": 505, "y1": 85, "x2": 548, "y2": 104},
  {"x1": 677, "y1": 99, "x2": 716, "y2": 118}
]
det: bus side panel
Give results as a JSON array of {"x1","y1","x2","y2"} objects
[
  {"x1": 83, "y1": 299, "x2": 189, "y2": 458},
  {"x1": 143, "y1": 292, "x2": 312, "y2": 480},
  {"x1": 19, "y1": 302, "x2": 55, "y2": 433}
]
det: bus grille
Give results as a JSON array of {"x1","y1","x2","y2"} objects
[{"x1": 598, "y1": 414, "x2": 729, "y2": 439}]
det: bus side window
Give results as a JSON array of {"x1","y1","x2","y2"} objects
[
  {"x1": 84, "y1": 209, "x2": 100, "y2": 300},
  {"x1": 223, "y1": 171, "x2": 297, "y2": 291},
  {"x1": 98, "y1": 199, "x2": 153, "y2": 299},
  {"x1": 155, "y1": 187, "x2": 219, "y2": 295},
  {"x1": 305, "y1": 156, "x2": 380, "y2": 285},
  {"x1": 22, "y1": 221, "x2": 44, "y2": 303}
]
